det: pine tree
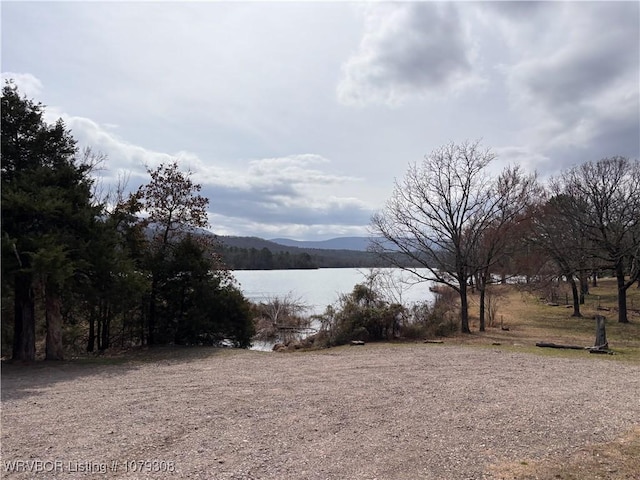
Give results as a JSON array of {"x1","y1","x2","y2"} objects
[{"x1": 1, "y1": 81, "x2": 99, "y2": 360}]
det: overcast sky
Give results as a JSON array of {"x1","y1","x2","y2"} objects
[{"x1": 2, "y1": 1, "x2": 639, "y2": 240}]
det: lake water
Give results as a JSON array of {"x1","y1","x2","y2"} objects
[{"x1": 232, "y1": 267, "x2": 436, "y2": 316}]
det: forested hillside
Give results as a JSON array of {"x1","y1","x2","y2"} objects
[{"x1": 216, "y1": 236, "x2": 394, "y2": 269}]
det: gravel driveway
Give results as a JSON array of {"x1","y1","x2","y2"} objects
[{"x1": 2, "y1": 344, "x2": 639, "y2": 479}]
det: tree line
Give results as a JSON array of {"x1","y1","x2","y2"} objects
[
  {"x1": 217, "y1": 244, "x2": 414, "y2": 270},
  {"x1": 1, "y1": 82, "x2": 254, "y2": 361},
  {"x1": 371, "y1": 140, "x2": 640, "y2": 333},
  {"x1": 3, "y1": 83, "x2": 638, "y2": 360}
]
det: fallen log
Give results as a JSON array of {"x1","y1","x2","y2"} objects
[
  {"x1": 535, "y1": 342, "x2": 585, "y2": 350},
  {"x1": 424, "y1": 340, "x2": 444, "y2": 344}
]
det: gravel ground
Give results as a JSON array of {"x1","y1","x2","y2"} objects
[{"x1": 2, "y1": 344, "x2": 639, "y2": 480}]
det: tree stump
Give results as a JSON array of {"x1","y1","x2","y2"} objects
[{"x1": 594, "y1": 315, "x2": 608, "y2": 350}]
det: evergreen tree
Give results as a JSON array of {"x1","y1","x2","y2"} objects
[{"x1": 1, "y1": 81, "x2": 98, "y2": 360}]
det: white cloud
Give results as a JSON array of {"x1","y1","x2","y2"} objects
[
  {"x1": 1, "y1": 72, "x2": 43, "y2": 98},
  {"x1": 3, "y1": 2, "x2": 638, "y2": 239},
  {"x1": 337, "y1": 2, "x2": 483, "y2": 106},
  {"x1": 493, "y1": 146, "x2": 552, "y2": 178},
  {"x1": 35, "y1": 105, "x2": 374, "y2": 238}
]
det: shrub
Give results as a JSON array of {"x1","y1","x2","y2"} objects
[
  {"x1": 251, "y1": 293, "x2": 310, "y2": 343},
  {"x1": 403, "y1": 287, "x2": 458, "y2": 339},
  {"x1": 314, "y1": 283, "x2": 405, "y2": 347}
]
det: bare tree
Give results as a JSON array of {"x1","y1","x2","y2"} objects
[
  {"x1": 371, "y1": 140, "x2": 502, "y2": 333},
  {"x1": 527, "y1": 194, "x2": 588, "y2": 317},
  {"x1": 471, "y1": 166, "x2": 538, "y2": 330},
  {"x1": 553, "y1": 157, "x2": 640, "y2": 323}
]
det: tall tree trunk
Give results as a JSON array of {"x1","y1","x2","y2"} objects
[
  {"x1": 100, "y1": 304, "x2": 110, "y2": 351},
  {"x1": 579, "y1": 271, "x2": 588, "y2": 304},
  {"x1": 148, "y1": 277, "x2": 158, "y2": 345},
  {"x1": 459, "y1": 278, "x2": 471, "y2": 334},
  {"x1": 568, "y1": 275, "x2": 581, "y2": 317},
  {"x1": 478, "y1": 270, "x2": 487, "y2": 332},
  {"x1": 615, "y1": 262, "x2": 629, "y2": 323},
  {"x1": 479, "y1": 287, "x2": 486, "y2": 332},
  {"x1": 97, "y1": 301, "x2": 103, "y2": 350},
  {"x1": 87, "y1": 309, "x2": 96, "y2": 352},
  {"x1": 140, "y1": 299, "x2": 146, "y2": 345},
  {"x1": 12, "y1": 273, "x2": 36, "y2": 361},
  {"x1": 45, "y1": 287, "x2": 64, "y2": 360}
]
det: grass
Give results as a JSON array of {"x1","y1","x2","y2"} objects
[{"x1": 447, "y1": 277, "x2": 640, "y2": 362}]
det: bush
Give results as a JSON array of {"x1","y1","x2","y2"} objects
[
  {"x1": 251, "y1": 293, "x2": 310, "y2": 343},
  {"x1": 402, "y1": 287, "x2": 458, "y2": 339},
  {"x1": 314, "y1": 283, "x2": 404, "y2": 347}
]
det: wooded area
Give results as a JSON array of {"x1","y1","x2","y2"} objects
[
  {"x1": 2, "y1": 82, "x2": 639, "y2": 360},
  {"x1": 1, "y1": 82, "x2": 254, "y2": 360},
  {"x1": 371, "y1": 140, "x2": 640, "y2": 333}
]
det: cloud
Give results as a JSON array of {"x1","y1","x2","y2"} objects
[
  {"x1": 34, "y1": 105, "x2": 374, "y2": 238},
  {"x1": 492, "y1": 145, "x2": 552, "y2": 178},
  {"x1": 337, "y1": 3, "x2": 482, "y2": 106},
  {"x1": 497, "y1": 2, "x2": 639, "y2": 165},
  {"x1": 1, "y1": 72, "x2": 43, "y2": 98},
  {"x1": 199, "y1": 154, "x2": 372, "y2": 234}
]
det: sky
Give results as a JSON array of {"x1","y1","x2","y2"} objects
[{"x1": 2, "y1": 1, "x2": 639, "y2": 241}]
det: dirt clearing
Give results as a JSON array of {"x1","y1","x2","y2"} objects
[{"x1": 2, "y1": 344, "x2": 639, "y2": 479}]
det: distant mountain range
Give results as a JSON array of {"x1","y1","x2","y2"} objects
[
  {"x1": 269, "y1": 236, "x2": 376, "y2": 251},
  {"x1": 216, "y1": 235, "x2": 384, "y2": 269},
  {"x1": 145, "y1": 225, "x2": 405, "y2": 269}
]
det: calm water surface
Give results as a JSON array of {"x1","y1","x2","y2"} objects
[{"x1": 232, "y1": 267, "x2": 435, "y2": 315}]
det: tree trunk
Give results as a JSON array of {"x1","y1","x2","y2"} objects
[
  {"x1": 579, "y1": 271, "x2": 588, "y2": 304},
  {"x1": 45, "y1": 288, "x2": 64, "y2": 360},
  {"x1": 148, "y1": 277, "x2": 158, "y2": 345},
  {"x1": 99, "y1": 302, "x2": 110, "y2": 351},
  {"x1": 12, "y1": 273, "x2": 36, "y2": 361},
  {"x1": 615, "y1": 262, "x2": 629, "y2": 323},
  {"x1": 479, "y1": 286, "x2": 486, "y2": 332},
  {"x1": 459, "y1": 279, "x2": 471, "y2": 333},
  {"x1": 568, "y1": 275, "x2": 581, "y2": 317},
  {"x1": 594, "y1": 315, "x2": 608, "y2": 349},
  {"x1": 592, "y1": 270, "x2": 598, "y2": 287},
  {"x1": 87, "y1": 310, "x2": 96, "y2": 352},
  {"x1": 478, "y1": 270, "x2": 487, "y2": 332}
]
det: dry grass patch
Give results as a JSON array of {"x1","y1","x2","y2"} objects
[
  {"x1": 487, "y1": 426, "x2": 640, "y2": 480},
  {"x1": 449, "y1": 278, "x2": 640, "y2": 361}
]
